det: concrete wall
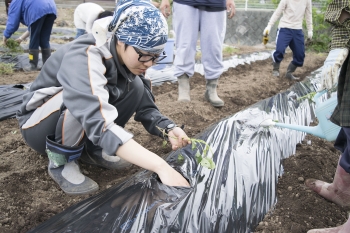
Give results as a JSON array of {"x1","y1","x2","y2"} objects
[{"x1": 225, "y1": 9, "x2": 278, "y2": 46}]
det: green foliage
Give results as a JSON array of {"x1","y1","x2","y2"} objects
[
  {"x1": 157, "y1": 126, "x2": 216, "y2": 170},
  {"x1": 271, "y1": 0, "x2": 332, "y2": 53},
  {"x1": 3, "y1": 38, "x2": 23, "y2": 53},
  {"x1": 304, "y1": 0, "x2": 333, "y2": 53},
  {"x1": 297, "y1": 92, "x2": 317, "y2": 103},
  {"x1": 223, "y1": 46, "x2": 239, "y2": 56},
  {"x1": 0, "y1": 63, "x2": 14, "y2": 75}
]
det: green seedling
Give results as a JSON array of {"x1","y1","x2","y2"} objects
[
  {"x1": 297, "y1": 92, "x2": 316, "y2": 103},
  {"x1": 0, "y1": 63, "x2": 14, "y2": 75},
  {"x1": 2, "y1": 38, "x2": 23, "y2": 53},
  {"x1": 156, "y1": 126, "x2": 216, "y2": 170}
]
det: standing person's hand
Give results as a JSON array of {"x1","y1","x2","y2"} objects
[
  {"x1": 160, "y1": 0, "x2": 171, "y2": 18},
  {"x1": 308, "y1": 31, "x2": 313, "y2": 40},
  {"x1": 2, "y1": 36, "x2": 7, "y2": 45},
  {"x1": 168, "y1": 127, "x2": 191, "y2": 151},
  {"x1": 263, "y1": 25, "x2": 271, "y2": 36},
  {"x1": 319, "y1": 48, "x2": 349, "y2": 91},
  {"x1": 15, "y1": 37, "x2": 23, "y2": 44},
  {"x1": 226, "y1": 0, "x2": 236, "y2": 19}
]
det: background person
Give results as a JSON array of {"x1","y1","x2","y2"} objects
[
  {"x1": 305, "y1": 1, "x2": 350, "y2": 232},
  {"x1": 16, "y1": 0, "x2": 190, "y2": 196},
  {"x1": 74, "y1": 2, "x2": 114, "y2": 39},
  {"x1": 159, "y1": 0, "x2": 235, "y2": 107},
  {"x1": 3, "y1": 0, "x2": 56, "y2": 72},
  {"x1": 263, "y1": 0, "x2": 313, "y2": 80}
]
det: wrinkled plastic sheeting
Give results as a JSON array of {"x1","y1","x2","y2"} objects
[
  {"x1": 147, "y1": 51, "x2": 272, "y2": 86},
  {"x1": 27, "y1": 68, "x2": 325, "y2": 232},
  {"x1": 0, "y1": 83, "x2": 31, "y2": 121}
]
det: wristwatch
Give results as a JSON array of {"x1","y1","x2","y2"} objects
[{"x1": 165, "y1": 123, "x2": 177, "y2": 135}]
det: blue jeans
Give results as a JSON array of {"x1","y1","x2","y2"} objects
[
  {"x1": 75, "y1": 29, "x2": 86, "y2": 39},
  {"x1": 272, "y1": 28, "x2": 305, "y2": 67},
  {"x1": 29, "y1": 14, "x2": 56, "y2": 50}
]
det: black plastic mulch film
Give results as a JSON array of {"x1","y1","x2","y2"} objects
[{"x1": 17, "y1": 67, "x2": 328, "y2": 232}]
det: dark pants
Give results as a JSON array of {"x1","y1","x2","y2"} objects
[
  {"x1": 29, "y1": 14, "x2": 56, "y2": 50},
  {"x1": 334, "y1": 127, "x2": 350, "y2": 173},
  {"x1": 273, "y1": 28, "x2": 305, "y2": 67}
]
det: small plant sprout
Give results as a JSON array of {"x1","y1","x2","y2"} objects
[
  {"x1": 297, "y1": 92, "x2": 316, "y2": 103},
  {"x1": 156, "y1": 126, "x2": 216, "y2": 170}
]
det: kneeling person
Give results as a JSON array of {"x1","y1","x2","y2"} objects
[{"x1": 17, "y1": 0, "x2": 190, "y2": 195}]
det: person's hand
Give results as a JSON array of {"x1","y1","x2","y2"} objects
[
  {"x1": 151, "y1": 1, "x2": 160, "y2": 8},
  {"x1": 263, "y1": 25, "x2": 271, "y2": 36},
  {"x1": 308, "y1": 31, "x2": 313, "y2": 40},
  {"x1": 15, "y1": 37, "x2": 23, "y2": 44},
  {"x1": 156, "y1": 163, "x2": 190, "y2": 187},
  {"x1": 2, "y1": 36, "x2": 7, "y2": 45},
  {"x1": 160, "y1": 0, "x2": 171, "y2": 18},
  {"x1": 168, "y1": 127, "x2": 191, "y2": 151},
  {"x1": 319, "y1": 48, "x2": 349, "y2": 91},
  {"x1": 226, "y1": 0, "x2": 236, "y2": 19}
]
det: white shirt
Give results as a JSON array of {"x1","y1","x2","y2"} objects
[
  {"x1": 74, "y1": 3, "x2": 105, "y2": 33},
  {"x1": 267, "y1": 0, "x2": 313, "y2": 31}
]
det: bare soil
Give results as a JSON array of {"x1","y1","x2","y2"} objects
[{"x1": 0, "y1": 6, "x2": 348, "y2": 233}]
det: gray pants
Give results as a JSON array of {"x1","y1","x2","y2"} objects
[
  {"x1": 172, "y1": 2, "x2": 226, "y2": 80},
  {"x1": 21, "y1": 91, "x2": 85, "y2": 154}
]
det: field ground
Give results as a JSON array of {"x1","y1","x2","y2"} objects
[{"x1": 0, "y1": 6, "x2": 348, "y2": 233}]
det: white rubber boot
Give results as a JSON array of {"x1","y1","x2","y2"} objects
[
  {"x1": 204, "y1": 78, "x2": 224, "y2": 107},
  {"x1": 177, "y1": 74, "x2": 190, "y2": 102}
]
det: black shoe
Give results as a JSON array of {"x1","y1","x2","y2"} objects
[{"x1": 80, "y1": 146, "x2": 131, "y2": 170}]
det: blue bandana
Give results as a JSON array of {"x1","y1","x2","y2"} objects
[{"x1": 108, "y1": 0, "x2": 168, "y2": 54}]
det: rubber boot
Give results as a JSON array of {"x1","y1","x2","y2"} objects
[
  {"x1": 23, "y1": 49, "x2": 39, "y2": 72},
  {"x1": 272, "y1": 62, "x2": 280, "y2": 77},
  {"x1": 46, "y1": 135, "x2": 99, "y2": 195},
  {"x1": 177, "y1": 74, "x2": 190, "y2": 102},
  {"x1": 285, "y1": 62, "x2": 300, "y2": 80},
  {"x1": 204, "y1": 78, "x2": 224, "y2": 107},
  {"x1": 41, "y1": 48, "x2": 52, "y2": 65},
  {"x1": 307, "y1": 215, "x2": 350, "y2": 233},
  {"x1": 80, "y1": 140, "x2": 131, "y2": 170},
  {"x1": 305, "y1": 162, "x2": 350, "y2": 207}
]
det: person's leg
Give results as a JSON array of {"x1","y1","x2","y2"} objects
[
  {"x1": 272, "y1": 28, "x2": 293, "y2": 77},
  {"x1": 305, "y1": 127, "x2": 350, "y2": 207},
  {"x1": 79, "y1": 76, "x2": 145, "y2": 170},
  {"x1": 75, "y1": 28, "x2": 86, "y2": 39},
  {"x1": 39, "y1": 14, "x2": 56, "y2": 65},
  {"x1": 200, "y1": 9, "x2": 226, "y2": 107},
  {"x1": 172, "y1": 2, "x2": 200, "y2": 101},
  {"x1": 23, "y1": 16, "x2": 45, "y2": 71},
  {"x1": 285, "y1": 29, "x2": 305, "y2": 80},
  {"x1": 21, "y1": 91, "x2": 98, "y2": 195}
]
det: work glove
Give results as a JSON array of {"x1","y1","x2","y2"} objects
[
  {"x1": 263, "y1": 25, "x2": 271, "y2": 36},
  {"x1": 319, "y1": 48, "x2": 349, "y2": 91},
  {"x1": 308, "y1": 31, "x2": 313, "y2": 40}
]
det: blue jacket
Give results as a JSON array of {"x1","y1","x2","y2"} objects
[{"x1": 4, "y1": 0, "x2": 57, "y2": 38}]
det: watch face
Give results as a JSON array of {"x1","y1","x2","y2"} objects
[{"x1": 167, "y1": 123, "x2": 175, "y2": 129}]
